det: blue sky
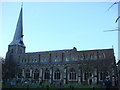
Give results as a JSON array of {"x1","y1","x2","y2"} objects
[{"x1": 1, "y1": 2, "x2": 118, "y2": 61}]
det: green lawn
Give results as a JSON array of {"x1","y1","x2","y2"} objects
[{"x1": 2, "y1": 83, "x2": 104, "y2": 89}]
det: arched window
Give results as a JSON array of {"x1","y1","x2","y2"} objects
[
  {"x1": 25, "y1": 69, "x2": 30, "y2": 78},
  {"x1": 25, "y1": 59, "x2": 26, "y2": 62},
  {"x1": 100, "y1": 72, "x2": 103, "y2": 80},
  {"x1": 34, "y1": 69, "x2": 39, "y2": 80},
  {"x1": 69, "y1": 68, "x2": 76, "y2": 80},
  {"x1": 18, "y1": 69, "x2": 22, "y2": 78},
  {"x1": 84, "y1": 72, "x2": 88, "y2": 80},
  {"x1": 54, "y1": 69, "x2": 60, "y2": 80},
  {"x1": 44, "y1": 69, "x2": 50, "y2": 80}
]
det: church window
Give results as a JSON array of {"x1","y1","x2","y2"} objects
[
  {"x1": 18, "y1": 69, "x2": 22, "y2": 78},
  {"x1": 34, "y1": 59, "x2": 37, "y2": 62},
  {"x1": 89, "y1": 72, "x2": 92, "y2": 77},
  {"x1": 80, "y1": 55, "x2": 84, "y2": 60},
  {"x1": 34, "y1": 69, "x2": 39, "y2": 80},
  {"x1": 54, "y1": 69, "x2": 60, "y2": 80},
  {"x1": 32, "y1": 58, "x2": 34, "y2": 62},
  {"x1": 90, "y1": 54, "x2": 94, "y2": 60},
  {"x1": 22, "y1": 59, "x2": 24, "y2": 63},
  {"x1": 105, "y1": 72, "x2": 109, "y2": 76},
  {"x1": 66, "y1": 57, "x2": 69, "y2": 61},
  {"x1": 49, "y1": 54, "x2": 51, "y2": 62},
  {"x1": 44, "y1": 69, "x2": 50, "y2": 80},
  {"x1": 94, "y1": 54, "x2": 97, "y2": 60},
  {"x1": 55, "y1": 54, "x2": 58, "y2": 62},
  {"x1": 11, "y1": 49, "x2": 13, "y2": 53},
  {"x1": 100, "y1": 72, "x2": 103, "y2": 80},
  {"x1": 25, "y1": 69, "x2": 30, "y2": 78},
  {"x1": 69, "y1": 68, "x2": 76, "y2": 80},
  {"x1": 102, "y1": 53, "x2": 106, "y2": 59},
  {"x1": 84, "y1": 72, "x2": 88, "y2": 80},
  {"x1": 25, "y1": 59, "x2": 26, "y2": 62},
  {"x1": 98, "y1": 53, "x2": 106, "y2": 59}
]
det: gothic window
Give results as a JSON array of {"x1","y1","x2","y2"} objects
[
  {"x1": 55, "y1": 54, "x2": 58, "y2": 62},
  {"x1": 44, "y1": 69, "x2": 50, "y2": 80},
  {"x1": 54, "y1": 69, "x2": 60, "y2": 80},
  {"x1": 49, "y1": 54, "x2": 51, "y2": 62},
  {"x1": 102, "y1": 53, "x2": 106, "y2": 59},
  {"x1": 94, "y1": 54, "x2": 97, "y2": 60},
  {"x1": 11, "y1": 49, "x2": 13, "y2": 53},
  {"x1": 100, "y1": 72, "x2": 103, "y2": 80},
  {"x1": 66, "y1": 57, "x2": 69, "y2": 61},
  {"x1": 105, "y1": 72, "x2": 109, "y2": 76},
  {"x1": 85, "y1": 54, "x2": 89, "y2": 60},
  {"x1": 25, "y1": 59, "x2": 26, "y2": 62},
  {"x1": 90, "y1": 54, "x2": 94, "y2": 60},
  {"x1": 25, "y1": 69, "x2": 30, "y2": 78},
  {"x1": 22, "y1": 59, "x2": 24, "y2": 63},
  {"x1": 84, "y1": 72, "x2": 88, "y2": 80},
  {"x1": 34, "y1": 59, "x2": 37, "y2": 62},
  {"x1": 32, "y1": 59, "x2": 34, "y2": 62},
  {"x1": 99, "y1": 53, "x2": 105, "y2": 59},
  {"x1": 34, "y1": 69, "x2": 39, "y2": 80},
  {"x1": 69, "y1": 68, "x2": 76, "y2": 80},
  {"x1": 89, "y1": 72, "x2": 92, "y2": 77},
  {"x1": 18, "y1": 69, "x2": 22, "y2": 78},
  {"x1": 80, "y1": 54, "x2": 84, "y2": 60}
]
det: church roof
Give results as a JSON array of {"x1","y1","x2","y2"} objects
[{"x1": 9, "y1": 7, "x2": 25, "y2": 47}]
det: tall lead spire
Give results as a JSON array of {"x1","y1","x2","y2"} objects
[{"x1": 9, "y1": 6, "x2": 25, "y2": 47}]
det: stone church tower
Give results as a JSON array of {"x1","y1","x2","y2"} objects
[{"x1": 6, "y1": 7, "x2": 25, "y2": 62}]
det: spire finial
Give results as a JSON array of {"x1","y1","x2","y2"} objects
[{"x1": 21, "y1": 2, "x2": 23, "y2": 8}]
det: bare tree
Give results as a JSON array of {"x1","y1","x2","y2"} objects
[{"x1": 2, "y1": 55, "x2": 18, "y2": 82}]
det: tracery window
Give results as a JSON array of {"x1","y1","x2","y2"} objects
[
  {"x1": 25, "y1": 69, "x2": 30, "y2": 78},
  {"x1": 44, "y1": 69, "x2": 50, "y2": 80},
  {"x1": 54, "y1": 69, "x2": 60, "y2": 80},
  {"x1": 84, "y1": 72, "x2": 88, "y2": 80},
  {"x1": 69, "y1": 68, "x2": 76, "y2": 80},
  {"x1": 100, "y1": 72, "x2": 103, "y2": 80},
  {"x1": 34, "y1": 69, "x2": 39, "y2": 79},
  {"x1": 89, "y1": 72, "x2": 92, "y2": 77},
  {"x1": 18, "y1": 69, "x2": 22, "y2": 78}
]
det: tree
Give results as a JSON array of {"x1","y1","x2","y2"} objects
[
  {"x1": 0, "y1": 57, "x2": 5, "y2": 82},
  {"x1": 2, "y1": 55, "x2": 18, "y2": 82}
]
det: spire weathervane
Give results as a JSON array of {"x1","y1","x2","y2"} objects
[{"x1": 21, "y1": 2, "x2": 23, "y2": 8}]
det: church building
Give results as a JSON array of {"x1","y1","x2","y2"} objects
[{"x1": 6, "y1": 6, "x2": 117, "y2": 86}]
